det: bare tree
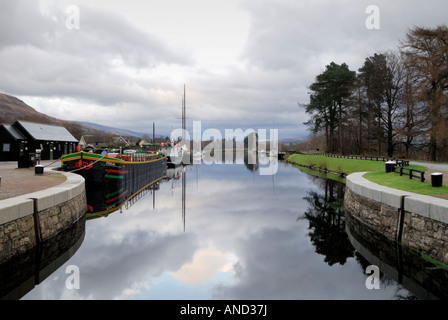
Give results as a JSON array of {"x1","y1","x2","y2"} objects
[
  {"x1": 401, "y1": 25, "x2": 448, "y2": 161},
  {"x1": 383, "y1": 50, "x2": 406, "y2": 157},
  {"x1": 396, "y1": 52, "x2": 429, "y2": 158}
]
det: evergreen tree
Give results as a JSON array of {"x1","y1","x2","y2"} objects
[{"x1": 305, "y1": 62, "x2": 356, "y2": 154}]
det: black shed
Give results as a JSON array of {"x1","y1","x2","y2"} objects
[
  {"x1": 0, "y1": 120, "x2": 78, "y2": 166},
  {"x1": 0, "y1": 124, "x2": 27, "y2": 161}
]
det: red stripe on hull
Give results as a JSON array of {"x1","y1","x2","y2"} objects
[
  {"x1": 106, "y1": 190, "x2": 128, "y2": 203},
  {"x1": 105, "y1": 169, "x2": 129, "y2": 174}
]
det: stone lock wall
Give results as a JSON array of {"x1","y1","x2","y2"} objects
[
  {"x1": 0, "y1": 215, "x2": 35, "y2": 263},
  {"x1": 36, "y1": 191, "x2": 86, "y2": 242},
  {"x1": 402, "y1": 211, "x2": 448, "y2": 263},
  {"x1": 344, "y1": 172, "x2": 448, "y2": 265},
  {"x1": 0, "y1": 171, "x2": 86, "y2": 263},
  {"x1": 344, "y1": 187, "x2": 401, "y2": 240}
]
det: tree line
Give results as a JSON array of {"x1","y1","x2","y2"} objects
[{"x1": 303, "y1": 25, "x2": 448, "y2": 161}]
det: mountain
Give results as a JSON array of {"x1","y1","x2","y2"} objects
[{"x1": 0, "y1": 93, "x2": 61, "y2": 124}]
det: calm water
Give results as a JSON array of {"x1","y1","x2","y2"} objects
[{"x1": 15, "y1": 158, "x2": 448, "y2": 300}]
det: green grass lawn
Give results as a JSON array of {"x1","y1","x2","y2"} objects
[
  {"x1": 287, "y1": 153, "x2": 448, "y2": 197},
  {"x1": 287, "y1": 153, "x2": 388, "y2": 175},
  {"x1": 364, "y1": 171, "x2": 448, "y2": 196}
]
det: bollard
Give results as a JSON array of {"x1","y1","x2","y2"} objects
[
  {"x1": 35, "y1": 165, "x2": 44, "y2": 175},
  {"x1": 385, "y1": 161, "x2": 396, "y2": 173},
  {"x1": 431, "y1": 172, "x2": 443, "y2": 187}
]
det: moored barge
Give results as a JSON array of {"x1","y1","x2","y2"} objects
[{"x1": 61, "y1": 151, "x2": 167, "y2": 219}]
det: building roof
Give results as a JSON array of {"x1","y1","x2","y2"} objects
[
  {"x1": 2, "y1": 124, "x2": 27, "y2": 140},
  {"x1": 16, "y1": 121, "x2": 78, "y2": 142}
]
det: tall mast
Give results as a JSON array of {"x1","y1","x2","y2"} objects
[
  {"x1": 183, "y1": 85, "x2": 186, "y2": 142},
  {"x1": 181, "y1": 84, "x2": 186, "y2": 144}
]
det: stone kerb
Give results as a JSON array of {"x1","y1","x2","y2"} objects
[
  {"x1": 0, "y1": 197, "x2": 34, "y2": 225},
  {"x1": 25, "y1": 170, "x2": 85, "y2": 212},
  {"x1": 0, "y1": 170, "x2": 85, "y2": 224},
  {"x1": 346, "y1": 172, "x2": 448, "y2": 224},
  {"x1": 346, "y1": 172, "x2": 413, "y2": 209}
]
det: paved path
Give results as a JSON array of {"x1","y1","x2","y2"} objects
[
  {"x1": 410, "y1": 161, "x2": 448, "y2": 171},
  {"x1": 410, "y1": 161, "x2": 448, "y2": 187},
  {"x1": 0, "y1": 160, "x2": 65, "y2": 200}
]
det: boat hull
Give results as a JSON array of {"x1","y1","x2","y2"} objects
[{"x1": 61, "y1": 152, "x2": 167, "y2": 219}]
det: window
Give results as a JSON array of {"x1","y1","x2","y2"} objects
[{"x1": 3, "y1": 143, "x2": 10, "y2": 152}]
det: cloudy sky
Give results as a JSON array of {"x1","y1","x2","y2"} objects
[{"x1": 1, "y1": 0, "x2": 447, "y2": 140}]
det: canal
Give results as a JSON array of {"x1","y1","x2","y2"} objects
[{"x1": 14, "y1": 158, "x2": 448, "y2": 299}]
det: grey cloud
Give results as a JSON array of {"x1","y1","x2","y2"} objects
[
  {"x1": 0, "y1": 0, "x2": 54, "y2": 49},
  {"x1": 240, "y1": 0, "x2": 367, "y2": 71},
  {"x1": 240, "y1": 0, "x2": 448, "y2": 73},
  {"x1": 60, "y1": 5, "x2": 192, "y2": 68},
  {"x1": 0, "y1": 0, "x2": 192, "y2": 106}
]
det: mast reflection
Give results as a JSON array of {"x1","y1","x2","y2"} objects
[{"x1": 164, "y1": 164, "x2": 188, "y2": 232}]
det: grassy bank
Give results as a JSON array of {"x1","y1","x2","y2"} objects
[
  {"x1": 287, "y1": 153, "x2": 448, "y2": 197},
  {"x1": 287, "y1": 153, "x2": 388, "y2": 175}
]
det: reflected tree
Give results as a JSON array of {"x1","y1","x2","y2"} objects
[{"x1": 299, "y1": 177, "x2": 355, "y2": 265}]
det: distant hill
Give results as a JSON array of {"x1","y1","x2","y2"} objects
[
  {"x1": 280, "y1": 138, "x2": 307, "y2": 144},
  {"x1": 74, "y1": 121, "x2": 163, "y2": 139}
]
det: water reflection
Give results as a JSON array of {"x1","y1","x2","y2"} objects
[
  {"x1": 300, "y1": 176, "x2": 355, "y2": 266},
  {"x1": 1, "y1": 217, "x2": 85, "y2": 300},
  {"x1": 346, "y1": 211, "x2": 448, "y2": 300},
  {"x1": 17, "y1": 158, "x2": 448, "y2": 300}
]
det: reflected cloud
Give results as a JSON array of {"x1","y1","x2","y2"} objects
[
  {"x1": 173, "y1": 246, "x2": 237, "y2": 284},
  {"x1": 23, "y1": 220, "x2": 198, "y2": 299}
]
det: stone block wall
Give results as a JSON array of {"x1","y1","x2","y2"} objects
[
  {"x1": 402, "y1": 212, "x2": 448, "y2": 264},
  {"x1": 0, "y1": 215, "x2": 35, "y2": 263},
  {"x1": 344, "y1": 187, "x2": 401, "y2": 240},
  {"x1": 0, "y1": 171, "x2": 86, "y2": 263},
  {"x1": 37, "y1": 191, "x2": 86, "y2": 242},
  {"x1": 345, "y1": 172, "x2": 448, "y2": 265}
]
